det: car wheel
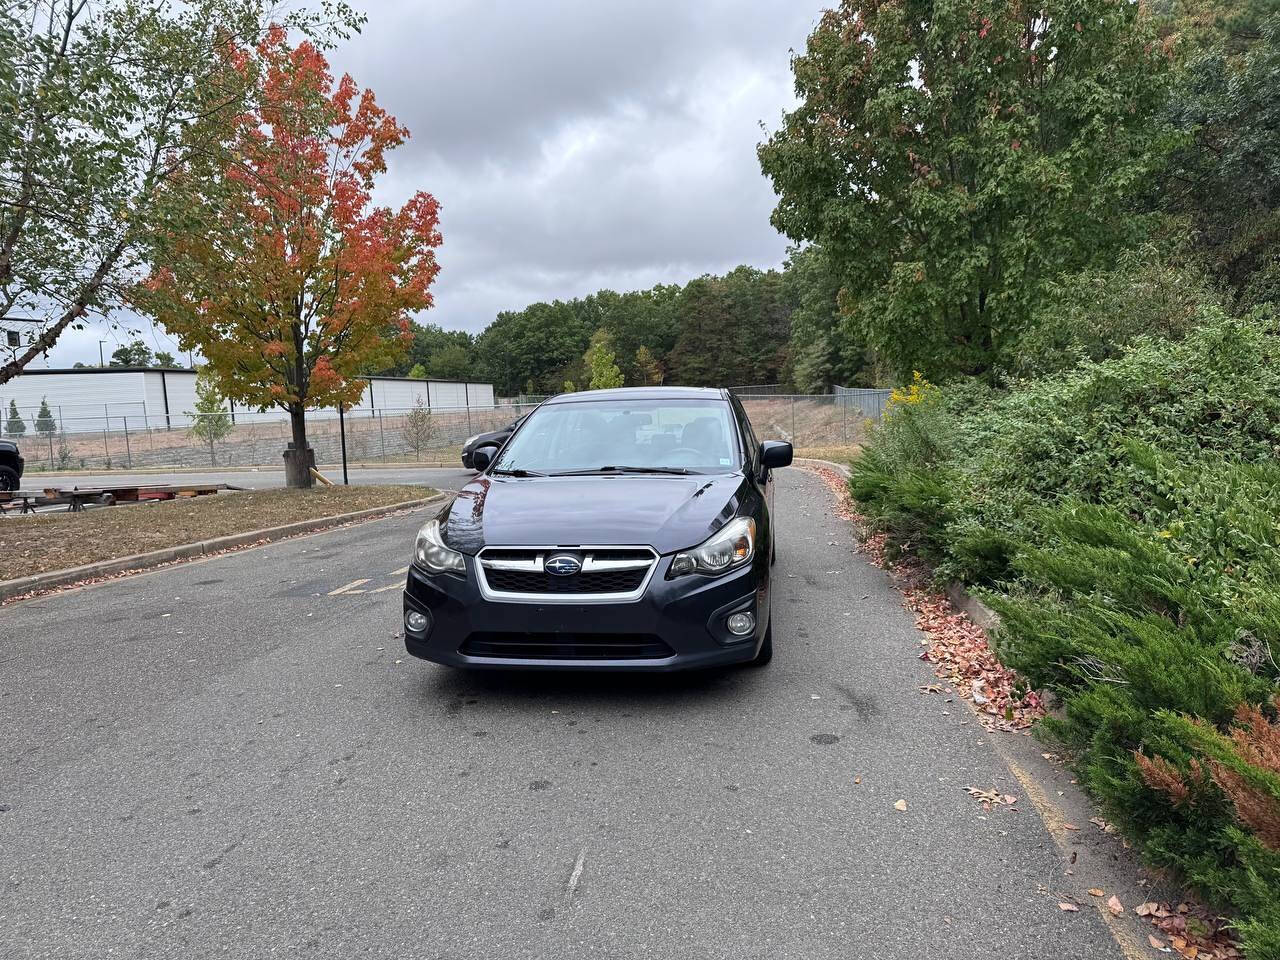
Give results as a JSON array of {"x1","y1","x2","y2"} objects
[
  {"x1": 0, "y1": 466, "x2": 18, "y2": 492},
  {"x1": 747, "y1": 618, "x2": 773, "y2": 668}
]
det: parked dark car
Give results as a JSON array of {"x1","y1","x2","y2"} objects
[
  {"x1": 0, "y1": 439, "x2": 23, "y2": 491},
  {"x1": 403, "y1": 386, "x2": 792, "y2": 671},
  {"x1": 460, "y1": 416, "x2": 523, "y2": 469}
]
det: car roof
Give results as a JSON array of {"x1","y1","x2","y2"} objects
[{"x1": 544, "y1": 386, "x2": 729, "y2": 405}]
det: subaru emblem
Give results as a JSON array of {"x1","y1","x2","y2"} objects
[{"x1": 545, "y1": 554, "x2": 582, "y2": 576}]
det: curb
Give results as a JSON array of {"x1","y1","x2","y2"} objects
[
  {"x1": 791, "y1": 456, "x2": 852, "y2": 477},
  {"x1": 791, "y1": 457, "x2": 1002, "y2": 630},
  {"x1": 0, "y1": 495, "x2": 445, "y2": 603}
]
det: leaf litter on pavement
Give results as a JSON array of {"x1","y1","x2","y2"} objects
[
  {"x1": 812, "y1": 466, "x2": 1043, "y2": 732},
  {"x1": 810, "y1": 465, "x2": 1244, "y2": 958}
]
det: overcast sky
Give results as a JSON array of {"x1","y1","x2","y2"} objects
[{"x1": 47, "y1": 1, "x2": 819, "y2": 367}]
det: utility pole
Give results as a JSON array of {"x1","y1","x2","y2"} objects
[
  {"x1": 98, "y1": 341, "x2": 107, "y2": 367},
  {"x1": 338, "y1": 404, "x2": 349, "y2": 485}
]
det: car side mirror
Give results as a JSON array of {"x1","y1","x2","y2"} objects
[
  {"x1": 759, "y1": 441, "x2": 793, "y2": 471},
  {"x1": 471, "y1": 444, "x2": 499, "y2": 471}
]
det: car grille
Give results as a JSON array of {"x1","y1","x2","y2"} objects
[
  {"x1": 485, "y1": 568, "x2": 647, "y2": 594},
  {"x1": 477, "y1": 547, "x2": 657, "y2": 599},
  {"x1": 461, "y1": 632, "x2": 674, "y2": 660}
]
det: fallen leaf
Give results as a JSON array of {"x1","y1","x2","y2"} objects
[
  {"x1": 1064, "y1": 823, "x2": 1080, "y2": 831},
  {"x1": 1088, "y1": 889, "x2": 1105, "y2": 897},
  {"x1": 1059, "y1": 902, "x2": 1080, "y2": 912},
  {"x1": 894, "y1": 799, "x2": 908, "y2": 812},
  {"x1": 1149, "y1": 934, "x2": 1167, "y2": 949},
  {"x1": 1107, "y1": 895, "x2": 1124, "y2": 916},
  {"x1": 854, "y1": 776, "x2": 862, "y2": 785}
]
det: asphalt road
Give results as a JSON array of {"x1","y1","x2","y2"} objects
[
  {"x1": 23, "y1": 466, "x2": 476, "y2": 492},
  {"x1": 0, "y1": 468, "x2": 1130, "y2": 959}
]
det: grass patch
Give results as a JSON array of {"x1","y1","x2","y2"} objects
[{"x1": 1, "y1": 485, "x2": 432, "y2": 579}]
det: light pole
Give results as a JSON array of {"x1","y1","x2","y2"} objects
[{"x1": 98, "y1": 341, "x2": 108, "y2": 367}]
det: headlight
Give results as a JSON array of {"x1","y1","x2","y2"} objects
[
  {"x1": 668, "y1": 517, "x2": 755, "y2": 577},
  {"x1": 414, "y1": 518, "x2": 465, "y2": 574},
  {"x1": 464, "y1": 435, "x2": 479, "y2": 448}
]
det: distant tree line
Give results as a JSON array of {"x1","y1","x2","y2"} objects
[{"x1": 381, "y1": 249, "x2": 877, "y2": 396}]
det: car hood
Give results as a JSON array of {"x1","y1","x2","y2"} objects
[{"x1": 439, "y1": 473, "x2": 750, "y2": 555}]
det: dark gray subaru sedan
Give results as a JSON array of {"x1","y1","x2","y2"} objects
[{"x1": 402, "y1": 386, "x2": 792, "y2": 671}]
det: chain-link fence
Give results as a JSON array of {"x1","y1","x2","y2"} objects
[
  {"x1": 12, "y1": 403, "x2": 542, "y2": 473},
  {"x1": 736, "y1": 394, "x2": 878, "y2": 448},
  {"x1": 7, "y1": 391, "x2": 886, "y2": 474}
]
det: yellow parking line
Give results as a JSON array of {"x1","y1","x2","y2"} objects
[
  {"x1": 328, "y1": 578, "x2": 371, "y2": 596},
  {"x1": 369, "y1": 582, "x2": 402, "y2": 593}
]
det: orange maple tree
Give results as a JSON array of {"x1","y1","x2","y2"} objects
[{"x1": 138, "y1": 27, "x2": 441, "y2": 485}]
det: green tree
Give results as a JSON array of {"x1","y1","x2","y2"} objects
[
  {"x1": 0, "y1": 1, "x2": 357, "y2": 386},
  {"x1": 758, "y1": 0, "x2": 1173, "y2": 381},
  {"x1": 186, "y1": 368, "x2": 232, "y2": 466},
  {"x1": 5, "y1": 399, "x2": 26, "y2": 437},
  {"x1": 1160, "y1": 13, "x2": 1280, "y2": 309},
  {"x1": 584, "y1": 330, "x2": 624, "y2": 389},
  {"x1": 154, "y1": 350, "x2": 177, "y2": 367},
  {"x1": 407, "y1": 362, "x2": 428, "y2": 379},
  {"x1": 398, "y1": 322, "x2": 475, "y2": 378},
  {"x1": 666, "y1": 267, "x2": 791, "y2": 386},
  {"x1": 783, "y1": 245, "x2": 877, "y2": 391},
  {"x1": 633, "y1": 346, "x2": 663, "y2": 386},
  {"x1": 590, "y1": 286, "x2": 681, "y2": 384},
  {"x1": 109, "y1": 339, "x2": 154, "y2": 367},
  {"x1": 34, "y1": 396, "x2": 55, "y2": 436},
  {"x1": 474, "y1": 300, "x2": 591, "y2": 394},
  {"x1": 427, "y1": 342, "x2": 472, "y2": 381}
]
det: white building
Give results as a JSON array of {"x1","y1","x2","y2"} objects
[{"x1": 0, "y1": 367, "x2": 495, "y2": 434}]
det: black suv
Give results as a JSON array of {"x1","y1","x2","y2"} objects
[
  {"x1": 403, "y1": 387, "x2": 793, "y2": 671},
  {"x1": 0, "y1": 439, "x2": 23, "y2": 491}
]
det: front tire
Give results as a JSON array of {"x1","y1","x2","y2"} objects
[
  {"x1": 0, "y1": 466, "x2": 18, "y2": 492},
  {"x1": 747, "y1": 619, "x2": 772, "y2": 667}
]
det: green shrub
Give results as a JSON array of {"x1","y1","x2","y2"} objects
[{"x1": 848, "y1": 311, "x2": 1280, "y2": 955}]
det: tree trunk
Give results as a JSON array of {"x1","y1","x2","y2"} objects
[{"x1": 282, "y1": 403, "x2": 314, "y2": 489}]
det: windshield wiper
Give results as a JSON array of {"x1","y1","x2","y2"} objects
[
  {"x1": 551, "y1": 465, "x2": 695, "y2": 476},
  {"x1": 490, "y1": 467, "x2": 548, "y2": 477}
]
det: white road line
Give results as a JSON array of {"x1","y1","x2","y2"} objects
[
  {"x1": 328, "y1": 578, "x2": 371, "y2": 596},
  {"x1": 565, "y1": 846, "x2": 587, "y2": 908},
  {"x1": 390, "y1": 566, "x2": 410, "y2": 576},
  {"x1": 369, "y1": 582, "x2": 403, "y2": 594}
]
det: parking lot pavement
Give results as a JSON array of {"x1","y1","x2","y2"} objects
[
  {"x1": 0, "y1": 469, "x2": 1128, "y2": 960},
  {"x1": 19, "y1": 465, "x2": 475, "y2": 492}
]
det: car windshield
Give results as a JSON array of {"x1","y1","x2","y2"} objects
[{"x1": 491, "y1": 398, "x2": 741, "y2": 475}]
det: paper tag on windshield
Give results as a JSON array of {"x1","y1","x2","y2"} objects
[{"x1": 719, "y1": 458, "x2": 731, "y2": 465}]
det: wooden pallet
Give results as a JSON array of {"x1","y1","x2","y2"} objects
[{"x1": 0, "y1": 483, "x2": 243, "y2": 514}]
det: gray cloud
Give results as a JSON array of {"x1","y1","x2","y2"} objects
[{"x1": 45, "y1": 1, "x2": 818, "y2": 365}]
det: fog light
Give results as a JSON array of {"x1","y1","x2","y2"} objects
[
  {"x1": 726, "y1": 612, "x2": 755, "y2": 637},
  {"x1": 404, "y1": 610, "x2": 430, "y2": 633}
]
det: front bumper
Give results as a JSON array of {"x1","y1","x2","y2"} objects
[{"x1": 402, "y1": 553, "x2": 770, "y2": 671}]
